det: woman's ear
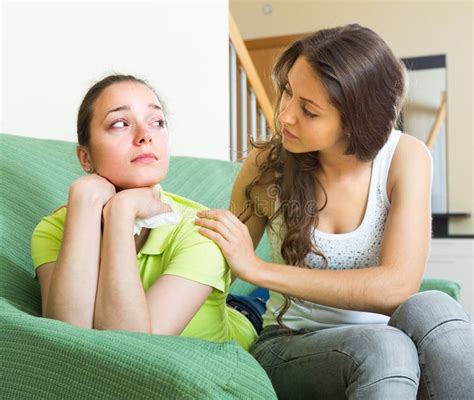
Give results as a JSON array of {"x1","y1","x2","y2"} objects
[{"x1": 76, "y1": 146, "x2": 94, "y2": 173}]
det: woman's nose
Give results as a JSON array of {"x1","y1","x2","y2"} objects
[
  {"x1": 134, "y1": 124, "x2": 152, "y2": 145},
  {"x1": 278, "y1": 100, "x2": 297, "y2": 126}
]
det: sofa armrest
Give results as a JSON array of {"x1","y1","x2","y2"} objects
[
  {"x1": 419, "y1": 278, "x2": 461, "y2": 300},
  {"x1": 0, "y1": 298, "x2": 276, "y2": 399}
]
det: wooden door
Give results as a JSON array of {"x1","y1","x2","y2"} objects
[{"x1": 245, "y1": 33, "x2": 307, "y2": 105}]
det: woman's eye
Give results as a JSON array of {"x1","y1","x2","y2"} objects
[
  {"x1": 302, "y1": 106, "x2": 317, "y2": 118},
  {"x1": 152, "y1": 119, "x2": 166, "y2": 128},
  {"x1": 111, "y1": 120, "x2": 127, "y2": 128}
]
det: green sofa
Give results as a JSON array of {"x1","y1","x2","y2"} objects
[
  {"x1": 0, "y1": 133, "x2": 276, "y2": 399},
  {"x1": 0, "y1": 133, "x2": 460, "y2": 399}
]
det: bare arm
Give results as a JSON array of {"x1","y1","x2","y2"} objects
[
  {"x1": 198, "y1": 135, "x2": 433, "y2": 315},
  {"x1": 146, "y1": 275, "x2": 212, "y2": 335},
  {"x1": 93, "y1": 193, "x2": 152, "y2": 332},
  {"x1": 37, "y1": 176, "x2": 115, "y2": 327},
  {"x1": 227, "y1": 148, "x2": 272, "y2": 282},
  {"x1": 229, "y1": 148, "x2": 271, "y2": 248}
]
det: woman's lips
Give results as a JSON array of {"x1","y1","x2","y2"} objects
[
  {"x1": 131, "y1": 153, "x2": 158, "y2": 163},
  {"x1": 282, "y1": 128, "x2": 298, "y2": 140}
]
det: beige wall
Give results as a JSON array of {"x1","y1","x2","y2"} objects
[{"x1": 231, "y1": 0, "x2": 474, "y2": 235}]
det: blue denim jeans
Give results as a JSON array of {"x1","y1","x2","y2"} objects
[
  {"x1": 250, "y1": 291, "x2": 474, "y2": 399},
  {"x1": 226, "y1": 289, "x2": 268, "y2": 333}
]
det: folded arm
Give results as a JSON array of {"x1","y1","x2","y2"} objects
[
  {"x1": 94, "y1": 189, "x2": 212, "y2": 334},
  {"x1": 36, "y1": 176, "x2": 115, "y2": 328}
]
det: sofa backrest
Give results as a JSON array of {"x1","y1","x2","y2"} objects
[{"x1": 1, "y1": 133, "x2": 269, "y2": 308}]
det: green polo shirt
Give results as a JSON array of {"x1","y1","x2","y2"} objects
[{"x1": 31, "y1": 191, "x2": 257, "y2": 351}]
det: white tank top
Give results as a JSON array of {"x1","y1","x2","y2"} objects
[{"x1": 262, "y1": 129, "x2": 402, "y2": 330}]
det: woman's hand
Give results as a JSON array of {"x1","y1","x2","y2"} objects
[
  {"x1": 105, "y1": 187, "x2": 172, "y2": 220},
  {"x1": 195, "y1": 209, "x2": 262, "y2": 282},
  {"x1": 69, "y1": 174, "x2": 116, "y2": 207}
]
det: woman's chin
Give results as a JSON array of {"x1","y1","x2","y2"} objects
[
  {"x1": 113, "y1": 178, "x2": 163, "y2": 191},
  {"x1": 282, "y1": 141, "x2": 302, "y2": 153}
]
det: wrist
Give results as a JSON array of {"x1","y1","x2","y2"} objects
[
  {"x1": 68, "y1": 185, "x2": 104, "y2": 210},
  {"x1": 103, "y1": 195, "x2": 136, "y2": 224},
  {"x1": 244, "y1": 257, "x2": 268, "y2": 286}
]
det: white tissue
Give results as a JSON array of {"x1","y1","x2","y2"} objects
[
  {"x1": 133, "y1": 185, "x2": 181, "y2": 236},
  {"x1": 133, "y1": 212, "x2": 181, "y2": 236}
]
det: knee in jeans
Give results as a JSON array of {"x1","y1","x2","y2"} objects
[
  {"x1": 365, "y1": 327, "x2": 417, "y2": 362},
  {"x1": 391, "y1": 291, "x2": 468, "y2": 325},
  {"x1": 389, "y1": 291, "x2": 470, "y2": 344},
  {"x1": 399, "y1": 291, "x2": 461, "y2": 313},
  {"x1": 349, "y1": 326, "x2": 419, "y2": 382}
]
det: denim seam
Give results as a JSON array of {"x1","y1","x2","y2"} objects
[
  {"x1": 418, "y1": 318, "x2": 467, "y2": 348},
  {"x1": 336, "y1": 349, "x2": 419, "y2": 390},
  {"x1": 269, "y1": 344, "x2": 288, "y2": 361},
  {"x1": 356, "y1": 374, "x2": 418, "y2": 391},
  {"x1": 268, "y1": 346, "x2": 359, "y2": 365},
  {"x1": 333, "y1": 349, "x2": 360, "y2": 368},
  {"x1": 337, "y1": 350, "x2": 417, "y2": 392},
  {"x1": 419, "y1": 361, "x2": 435, "y2": 400}
]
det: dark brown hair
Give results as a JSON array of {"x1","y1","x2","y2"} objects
[
  {"x1": 244, "y1": 24, "x2": 408, "y2": 326},
  {"x1": 77, "y1": 74, "x2": 165, "y2": 146}
]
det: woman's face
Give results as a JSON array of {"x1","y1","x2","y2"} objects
[
  {"x1": 79, "y1": 81, "x2": 170, "y2": 190},
  {"x1": 278, "y1": 56, "x2": 346, "y2": 154}
]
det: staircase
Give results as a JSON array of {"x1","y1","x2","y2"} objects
[{"x1": 228, "y1": 13, "x2": 273, "y2": 161}]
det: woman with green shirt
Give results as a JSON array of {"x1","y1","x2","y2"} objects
[{"x1": 31, "y1": 74, "x2": 256, "y2": 351}]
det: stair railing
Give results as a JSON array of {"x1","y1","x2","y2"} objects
[{"x1": 229, "y1": 13, "x2": 273, "y2": 161}]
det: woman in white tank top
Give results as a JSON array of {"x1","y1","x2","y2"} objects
[{"x1": 196, "y1": 24, "x2": 473, "y2": 399}]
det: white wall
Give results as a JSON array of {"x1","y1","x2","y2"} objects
[{"x1": 1, "y1": 1, "x2": 230, "y2": 160}]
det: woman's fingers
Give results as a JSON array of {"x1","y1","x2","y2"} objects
[
  {"x1": 196, "y1": 208, "x2": 258, "y2": 281},
  {"x1": 196, "y1": 209, "x2": 228, "y2": 221},
  {"x1": 198, "y1": 226, "x2": 229, "y2": 251},
  {"x1": 196, "y1": 209, "x2": 241, "y2": 229},
  {"x1": 196, "y1": 209, "x2": 247, "y2": 240},
  {"x1": 195, "y1": 216, "x2": 236, "y2": 242}
]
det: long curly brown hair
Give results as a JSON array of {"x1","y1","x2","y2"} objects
[{"x1": 242, "y1": 24, "x2": 408, "y2": 327}]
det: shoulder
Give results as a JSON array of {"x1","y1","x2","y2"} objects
[
  {"x1": 161, "y1": 191, "x2": 224, "y2": 255},
  {"x1": 161, "y1": 190, "x2": 207, "y2": 218},
  {"x1": 155, "y1": 202, "x2": 229, "y2": 292},
  {"x1": 239, "y1": 146, "x2": 273, "y2": 180},
  {"x1": 33, "y1": 207, "x2": 68, "y2": 234},
  {"x1": 395, "y1": 133, "x2": 431, "y2": 157},
  {"x1": 387, "y1": 133, "x2": 433, "y2": 200},
  {"x1": 31, "y1": 207, "x2": 68, "y2": 269},
  {"x1": 391, "y1": 133, "x2": 433, "y2": 175},
  {"x1": 160, "y1": 190, "x2": 209, "y2": 245}
]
